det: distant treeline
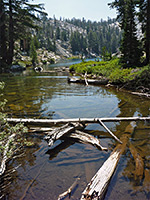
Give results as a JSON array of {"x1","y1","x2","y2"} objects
[{"x1": 37, "y1": 16, "x2": 122, "y2": 56}]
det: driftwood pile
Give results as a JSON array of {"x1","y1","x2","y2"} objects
[{"x1": 3, "y1": 117, "x2": 150, "y2": 199}]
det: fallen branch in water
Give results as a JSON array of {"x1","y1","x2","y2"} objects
[
  {"x1": 98, "y1": 119, "x2": 122, "y2": 144},
  {"x1": 20, "y1": 162, "x2": 46, "y2": 200},
  {"x1": 58, "y1": 177, "x2": 80, "y2": 200}
]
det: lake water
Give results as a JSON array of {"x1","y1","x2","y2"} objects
[{"x1": 0, "y1": 60, "x2": 150, "y2": 200}]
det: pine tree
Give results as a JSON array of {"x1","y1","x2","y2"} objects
[
  {"x1": 30, "y1": 38, "x2": 37, "y2": 65},
  {"x1": 138, "y1": 0, "x2": 150, "y2": 64},
  {"x1": 109, "y1": 0, "x2": 142, "y2": 67},
  {"x1": 88, "y1": 30, "x2": 99, "y2": 55},
  {"x1": 0, "y1": 0, "x2": 45, "y2": 70},
  {"x1": 55, "y1": 27, "x2": 60, "y2": 39},
  {"x1": 0, "y1": 0, "x2": 7, "y2": 71}
]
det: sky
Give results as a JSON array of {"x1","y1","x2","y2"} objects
[{"x1": 32, "y1": 0, "x2": 117, "y2": 22}]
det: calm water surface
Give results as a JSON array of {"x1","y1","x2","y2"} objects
[{"x1": 0, "y1": 62, "x2": 150, "y2": 200}]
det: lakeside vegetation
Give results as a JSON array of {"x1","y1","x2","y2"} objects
[{"x1": 69, "y1": 58, "x2": 150, "y2": 92}]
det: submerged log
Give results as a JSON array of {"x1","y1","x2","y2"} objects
[
  {"x1": 129, "y1": 143, "x2": 144, "y2": 182},
  {"x1": 80, "y1": 134, "x2": 129, "y2": 200},
  {"x1": 6, "y1": 116, "x2": 150, "y2": 126},
  {"x1": 81, "y1": 122, "x2": 136, "y2": 200}
]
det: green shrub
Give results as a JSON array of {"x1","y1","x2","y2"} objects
[{"x1": 69, "y1": 58, "x2": 150, "y2": 86}]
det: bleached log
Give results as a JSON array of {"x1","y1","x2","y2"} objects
[
  {"x1": 80, "y1": 134, "x2": 129, "y2": 200},
  {"x1": 6, "y1": 116, "x2": 150, "y2": 126},
  {"x1": 98, "y1": 119, "x2": 122, "y2": 144},
  {"x1": 68, "y1": 130, "x2": 107, "y2": 151}
]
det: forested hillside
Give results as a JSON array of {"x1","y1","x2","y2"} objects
[{"x1": 36, "y1": 15, "x2": 122, "y2": 57}]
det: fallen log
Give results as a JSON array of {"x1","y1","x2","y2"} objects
[
  {"x1": 81, "y1": 122, "x2": 136, "y2": 200},
  {"x1": 6, "y1": 116, "x2": 150, "y2": 126},
  {"x1": 20, "y1": 162, "x2": 46, "y2": 200}
]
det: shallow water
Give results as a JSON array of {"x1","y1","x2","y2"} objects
[{"x1": 0, "y1": 63, "x2": 150, "y2": 200}]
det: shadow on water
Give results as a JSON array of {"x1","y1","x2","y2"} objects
[{"x1": 0, "y1": 65, "x2": 150, "y2": 199}]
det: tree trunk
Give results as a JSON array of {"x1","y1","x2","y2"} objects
[
  {"x1": 0, "y1": 0, "x2": 7, "y2": 70},
  {"x1": 7, "y1": 0, "x2": 14, "y2": 65},
  {"x1": 145, "y1": 0, "x2": 150, "y2": 64}
]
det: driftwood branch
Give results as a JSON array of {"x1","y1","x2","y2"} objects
[
  {"x1": 84, "y1": 72, "x2": 88, "y2": 86},
  {"x1": 58, "y1": 177, "x2": 80, "y2": 200},
  {"x1": 44, "y1": 123, "x2": 84, "y2": 146},
  {"x1": 68, "y1": 130, "x2": 107, "y2": 151},
  {"x1": 98, "y1": 119, "x2": 122, "y2": 144},
  {"x1": 44, "y1": 123, "x2": 75, "y2": 146},
  {"x1": 0, "y1": 133, "x2": 16, "y2": 176},
  {"x1": 131, "y1": 91, "x2": 150, "y2": 97},
  {"x1": 6, "y1": 116, "x2": 150, "y2": 126}
]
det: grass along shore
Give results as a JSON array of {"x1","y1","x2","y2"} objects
[{"x1": 69, "y1": 58, "x2": 150, "y2": 94}]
